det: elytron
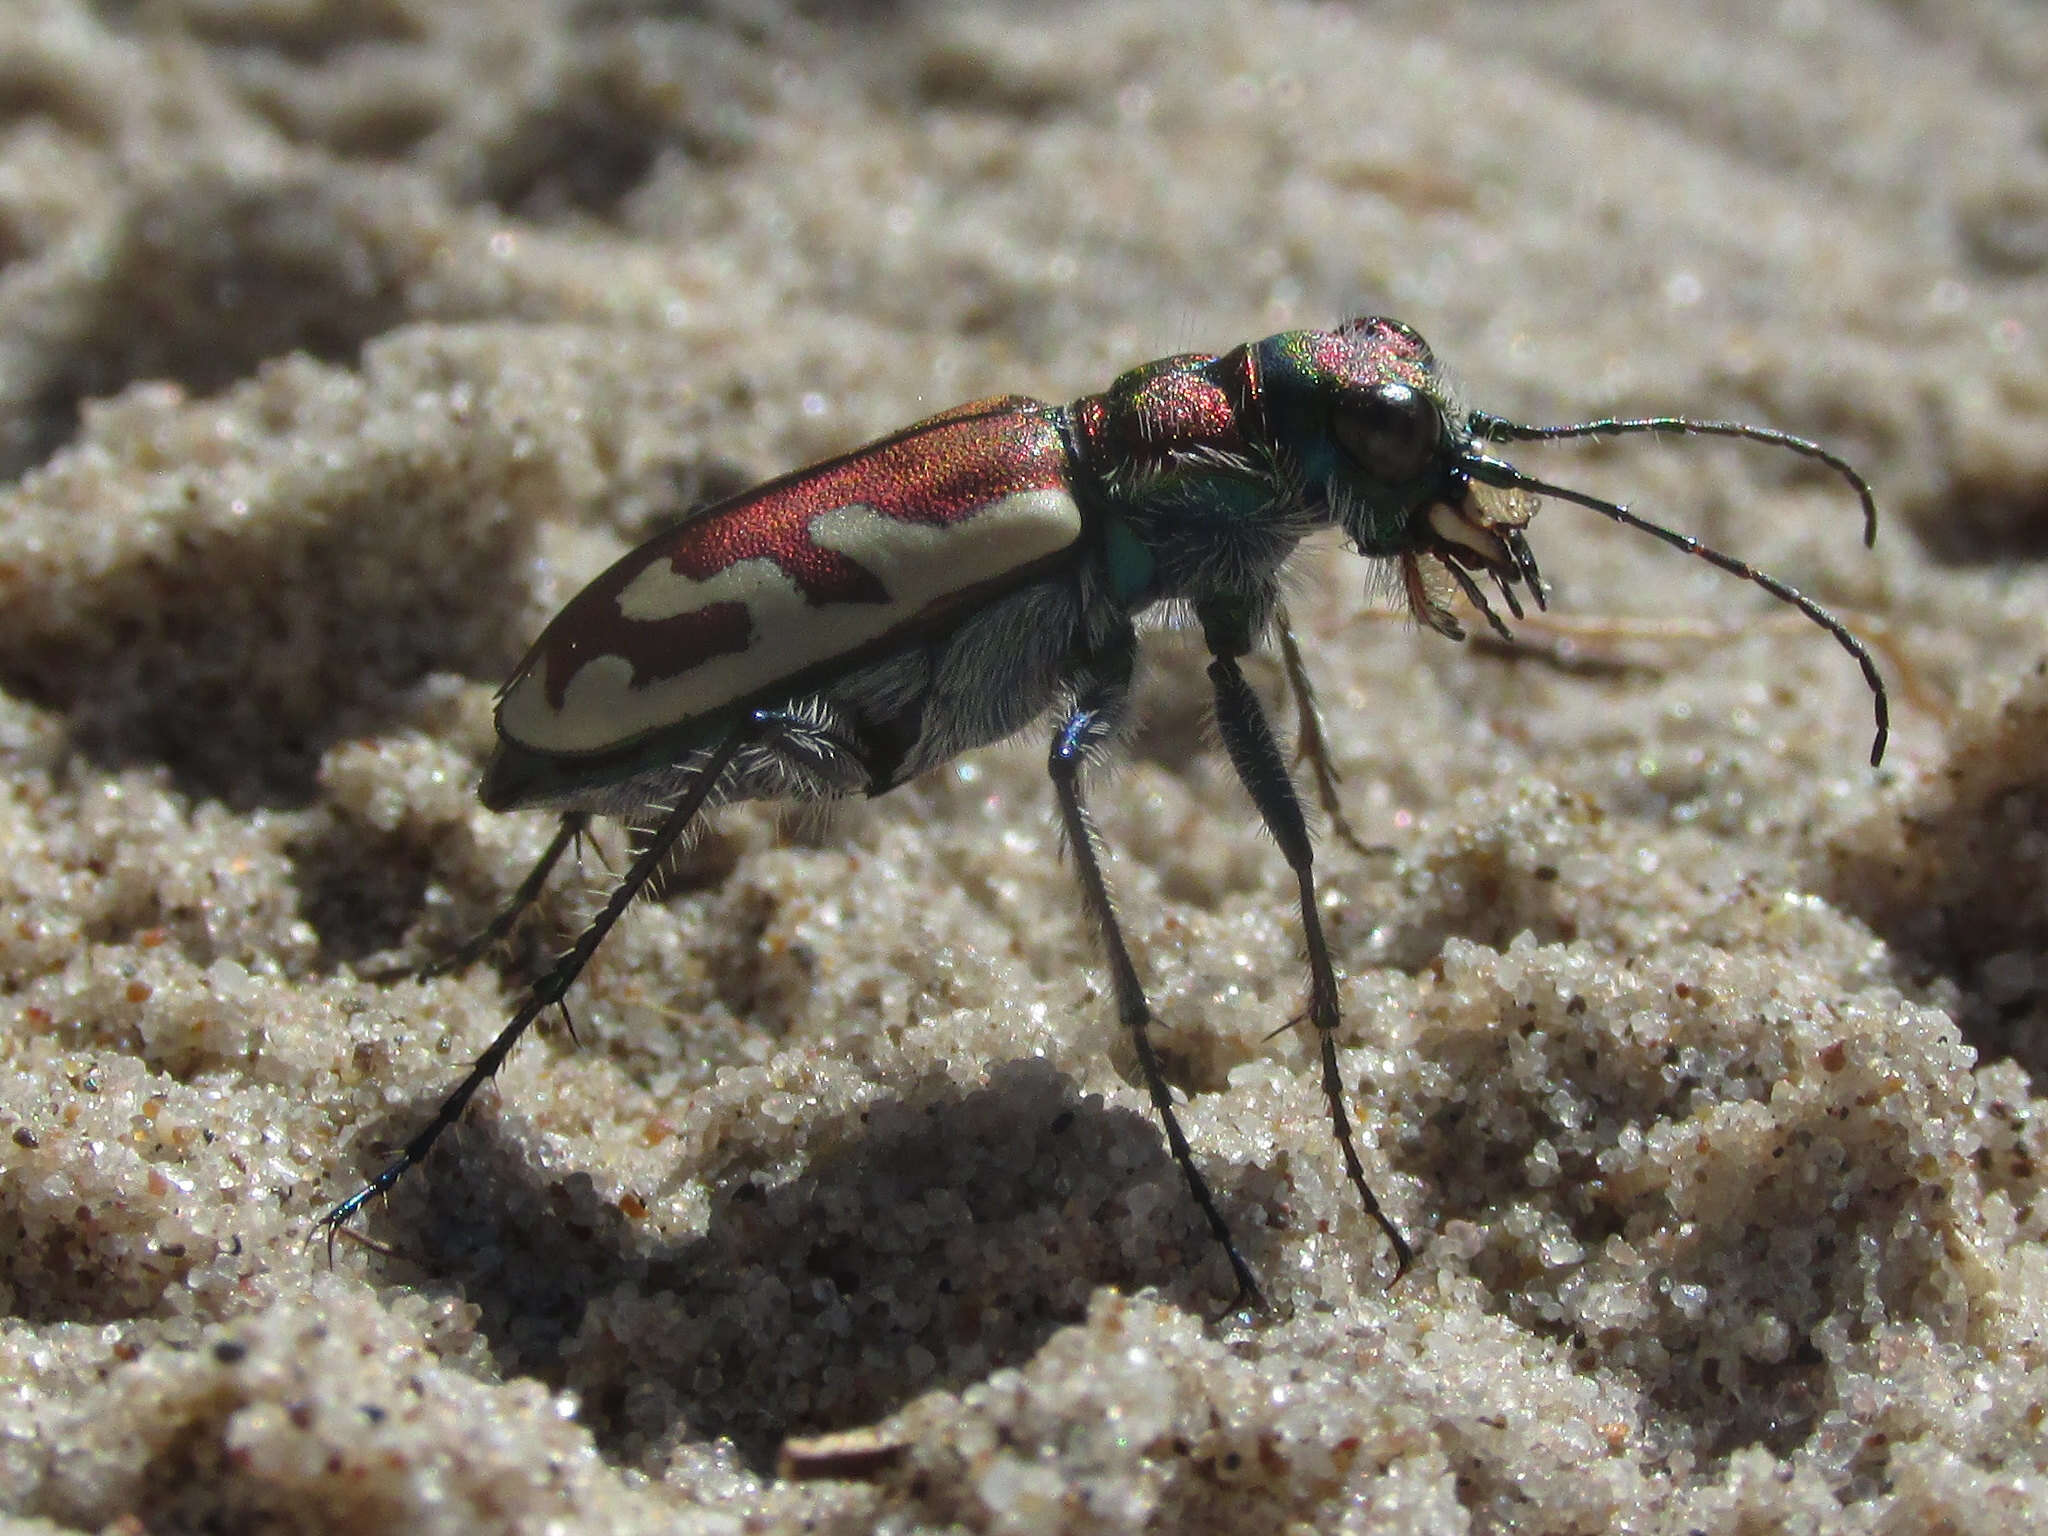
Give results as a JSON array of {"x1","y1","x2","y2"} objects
[{"x1": 325, "y1": 316, "x2": 1886, "y2": 1309}]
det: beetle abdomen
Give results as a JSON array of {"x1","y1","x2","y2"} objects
[{"x1": 494, "y1": 397, "x2": 1084, "y2": 761}]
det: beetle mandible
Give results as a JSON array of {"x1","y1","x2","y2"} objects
[{"x1": 325, "y1": 316, "x2": 1887, "y2": 1311}]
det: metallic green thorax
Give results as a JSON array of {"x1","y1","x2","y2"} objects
[{"x1": 1066, "y1": 319, "x2": 1469, "y2": 605}]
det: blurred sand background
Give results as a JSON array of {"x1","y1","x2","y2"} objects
[{"x1": 1, "y1": 0, "x2": 2046, "y2": 1531}]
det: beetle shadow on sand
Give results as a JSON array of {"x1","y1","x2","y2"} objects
[
  {"x1": 330, "y1": 1055, "x2": 1267, "y2": 1473},
  {"x1": 1820, "y1": 665, "x2": 2048, "y2": 1089}
]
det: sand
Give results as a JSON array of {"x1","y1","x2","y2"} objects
[{"x1": 2, "y1": 1, "x2": 2047, "y2": 1531}]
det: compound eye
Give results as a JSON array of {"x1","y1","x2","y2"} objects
[{"x1": 1334, "y1": 380, "x2": 1441, "y2": 483}]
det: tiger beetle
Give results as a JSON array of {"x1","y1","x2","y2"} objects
[{"x1": 324, "y1": 316, "x2": 1887, "y2": 1311}]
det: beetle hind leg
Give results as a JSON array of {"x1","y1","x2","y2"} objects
[
  {"x1": 634, "y1": 706, "x2": 877, "y2": 898},
  {"x1": 738, "y1": 704, "x2": 880, "y2": 800},
  {"x1": 322, "y1": 725, "x2": 753, "y2": 1243}
]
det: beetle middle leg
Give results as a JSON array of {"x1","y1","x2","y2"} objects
[
  {"x1": 417, "y1": 811, "x2": 590, "y2": 980},
  {"x1": 1048, "y1": 644, "x2": 1268, "y2": 1313},
  {"x1": 1203, "y1": 628, "x2": 1414, "y2": 1279}
]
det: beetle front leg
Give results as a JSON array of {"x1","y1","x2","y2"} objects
[
  {"x1": 1048, "y1": 654, "x2": 1268, "y2": 1314},
  {"x1": 1273, "y1": 604, "x2": 1384, "y2": 859},
  {"x1": 1202, "y1": 623, "x2": 1414, "y2": 1279}
]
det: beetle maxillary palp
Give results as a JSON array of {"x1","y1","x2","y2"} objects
[
  {"x1": 1504, "y1": 528, "x2": 1547, "y2": 606},
  {"x1": 1489, "y1": 567, "x2": 1526, "y2": 621},
  {"x1": 1397, "y1": 489, "x2": 1546, "y2": 644},
  {"x1": 1442, "y1": 560, "x2": 1519, "y2": 644}
]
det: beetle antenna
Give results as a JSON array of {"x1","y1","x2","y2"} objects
[
  {"x1": 1468, "y1": 412, "x2": 1878, "y2": 549},
  {"x1": 1463, "y1": 452, "x2": 1889, "y2": 767}
]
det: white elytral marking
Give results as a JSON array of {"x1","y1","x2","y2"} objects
[
  {"x1": 498, "y1": 488, "x2": 1083, "y2": 754},
  {"x1": 807, "y1": 494, "x2": 1078, "y2": 612},
  {"x1": 615, "y1": 554, "x2": 799, "y2": 622}
]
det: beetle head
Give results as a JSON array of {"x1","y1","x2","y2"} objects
[
  {"x1": 1252, "y1": 315, "x2": 1887, "y2": 763},
  {"x1": 1256, "y1": 316, "x2": 1547, "y2": 641}
]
